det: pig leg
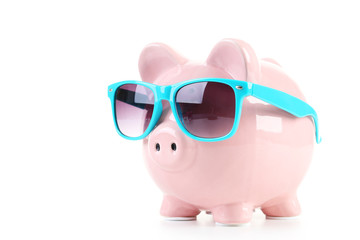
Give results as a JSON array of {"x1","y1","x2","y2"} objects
[
  {"x1": 262, "y1": 195, "x2": 301, "y2": 219},
  {"x1": 212, "y1": 203, "x2": 253, "y2": 226},
  {"x1": 160, "y1": 195, "x2": 200, "y2": 220}
]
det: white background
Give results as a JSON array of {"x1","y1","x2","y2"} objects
[{"x1": 1, "y1": 0, "x2": 359, "y2": 239}]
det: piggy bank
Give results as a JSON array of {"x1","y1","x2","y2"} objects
[{"x1": 111, "y1": 39, "x2": 319, "y2": 225}]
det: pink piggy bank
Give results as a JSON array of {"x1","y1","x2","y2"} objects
[{"x1": 134, "y1": 39, "x2": 317, "y2": 225}]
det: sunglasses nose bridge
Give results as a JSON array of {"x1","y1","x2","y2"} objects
[
  {"x1": 151, "y1": 85, "x2": 175, "y2": 133},
  {"x1": 159, "y1": 85, "x2": 172, "y2": 101}
]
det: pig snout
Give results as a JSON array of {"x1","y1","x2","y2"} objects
[{"x1": 146, "y1": 121, "x2": 198, "y2": 172}]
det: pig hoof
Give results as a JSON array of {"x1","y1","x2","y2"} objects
[
  {"x1": 163, "y1": 216, "x2": 196, "y2": 221},
  {"x1": 215, "y1": 222, "x2": 250, "y2": 227},
  {"x1": 212, "y1": 203, "x2": 253, "y2": 225},
  {"x1": 266, "y1": 216, "x2": 300, "y2": 220},
  {"x1": 262, "y1": 195, "x2": 301, "y2": 218},
  {"x1": 160, "y1": 195, "x2": 200, "y2": 219}
]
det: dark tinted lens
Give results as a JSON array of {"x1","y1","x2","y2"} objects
[
  {"x1": 115, "y1": 84, "x2": 154, "y2": 137},
  {"x1": 175, "y1": 82, "x2": 235, "y2": 138}
]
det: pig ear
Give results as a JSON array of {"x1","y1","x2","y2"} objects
[
  {"x1": 206, "y1": 39, "x2": 260, "y2": 83},
  {"x1": 138, "y1": 43, "x2": 187, "y2": 83}
]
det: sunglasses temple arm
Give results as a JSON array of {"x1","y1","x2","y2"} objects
[{"x1": 250, "y1": 83, "x2": 321, "y2": 144}]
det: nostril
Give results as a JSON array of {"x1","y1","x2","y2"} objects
[
  {"x1": 171, "y1": 143, "x2": 177, "y2": 151},
  {"x1": 155, "y1": 143, "x2": 160, "y2": 152}
]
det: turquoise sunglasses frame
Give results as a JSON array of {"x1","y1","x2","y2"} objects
[{"x1": 108, "y1": 78, "x2": 321, "y2": 143}]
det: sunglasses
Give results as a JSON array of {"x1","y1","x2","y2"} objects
[{"x1": 108, "y1": 78, "x2": 321, "y2": 143}]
